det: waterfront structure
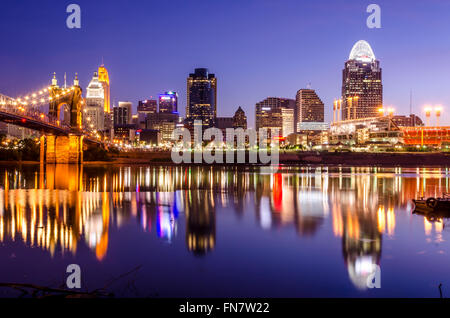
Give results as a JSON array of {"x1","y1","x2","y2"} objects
[
  {"x1": 186, "y1": 68, "x2": 217, "y2": 128},
  {"x1": 341, "y1": 40, "x2": 382, "y2": 120},
  {"x1": 159, "y1": 91, "x2": 178, "y2": 114},
  {"x1": 401, "y1": 126, "x2": 450, "y2": 146},
  {"x1": 137, "y1": 99, "x2": 157, "y2": 129},
  {"x1": 330, "y1": 117, "x2": 402, "y2": 146},
  {"x1": 233, "y1": 106, "x2": 247, "y2": 129},
  {"x1": 295, "y1": 89, "x2": 324, "y2": 131},
  {"x1": 391, "y1": 114, "x2": 424, "y2": 127},
  {"x1": 255, "y1": 97, "x2": 295, "y2": 137},
  {"x1": 84, "y1": 72, "x2": 105, "y2": 132}
]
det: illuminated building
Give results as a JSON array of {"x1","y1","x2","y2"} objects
[
  {"x1": 84, "y1": 72, "x2": 105, "y2": 131},
  {"x1": 233, "y1": 106, "x2": 247, "y2": 129},
  {"x1": 342, "y1": 40, "x2": 382, "y2": 120},
  {"x1": 295, "y1": 89, "x2": 324, "y2": 130},
  {"x1": 186, "y1": 68, "x2": 217, "y2": 128},
  {"x1": 137, "y1": 100, "x2": 157, "y2": 129},
  {"x1": 255, "y1": 97, "x2": 295, "y2": 137},
  {"x1": 114, "y1": 102, "x2": 132, "y2": 125},
  {"x1": 330, "y1": 117, "x2": 403, "y2": 146},
  {"x1": 159, "y1": 91, "x2": 178, "y2": 114},
  {"x1": 146, "y1": 112, "x2": 178, "y2": 142},
  {"x1": 281, "y1": 108, "x2": 294, "y2": 137},
  {"x1": 113, "y1": 124, "x2": 135, "y2": 142},
  {"x1": 391, "y1": 114, "x2": 424, "y2": 127},
  {"x1": 98, "y1": 65, "x2": 110, "y2": 113},
  {"x1": 401, "y1": 126, "x2": 450, "y2": 146}
]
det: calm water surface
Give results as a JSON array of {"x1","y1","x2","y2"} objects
[{"x1": 0, "y1": 164, "x2": 449, "y2": 297}]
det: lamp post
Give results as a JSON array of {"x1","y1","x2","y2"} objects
[
  {"x1": 333, "y1": 99, "x2": 337, "y2": 123},
  {"x1": 378, "y1": 107, "x2": 385, "y2": 117}
]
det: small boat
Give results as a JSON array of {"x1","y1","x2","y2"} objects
[{"x1": 413, "y1": 193, "x2": 450, "y2": 217}]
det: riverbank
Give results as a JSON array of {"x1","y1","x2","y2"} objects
[{"x1": 1, "y1": 152, "x2": 449, "y2": 167}]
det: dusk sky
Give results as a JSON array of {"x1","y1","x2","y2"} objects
[{"x1": 1, "y1": 0, "x2": 450, "y2": 126}]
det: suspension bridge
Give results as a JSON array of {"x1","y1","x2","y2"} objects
[{"x1": 0, "y1": 73, "x2": 103, "y2": 164}]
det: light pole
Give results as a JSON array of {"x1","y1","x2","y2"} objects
[
  {"x1": 387, "y1": 107, "x2": 395, "y2": 118},
  {"x1": 435, "y1": 106, "x2": 443, "y2": 127},
  {"x1": 424, "y1": 106, "x2": 432, "y2": 127}
]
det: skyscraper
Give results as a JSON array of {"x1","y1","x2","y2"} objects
[
  {"x1": 233, "y1": 106, "x2": 247, "y2": 130},
  {"x1": 137, "y1": 100, "x2": 157, "y2": 129},
  {"x1": 114, "y1": 102, "x2": 132, "y2": 125},
  {"x1": 98, "y1": 65, "x2": 110, "y2": 113},
  {"x1": 342, "y1": 40, "x2": 382, "y2": 120},
  {"x1": 159, "y1": 91, "x2": 178, "y2": 114},
  {"x1": 84, "y1": 72, "x2": 105, "y2": 131},
  {"x1": 295, "y1": 89, "x2": 324, "y2": 131},
  {"x1": 186, "y1": 68, "x2": 217, "y2": 128},
  {"x1": 255, "y1": 97, "x2": 295, "y2": 137}
]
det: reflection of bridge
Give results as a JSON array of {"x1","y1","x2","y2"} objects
[{"x1": 0, "y1": 74, "x2": 103, "y2": 164}]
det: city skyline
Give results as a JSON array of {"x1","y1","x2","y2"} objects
[{"x1": 1, "y1": 0, "x2": 450, "y2": 128}]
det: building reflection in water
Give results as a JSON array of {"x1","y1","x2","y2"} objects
[{"x1": 0, "y1": 165, "x2": 448, "y2": 288}]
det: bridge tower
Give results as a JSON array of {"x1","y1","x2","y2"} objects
[{"x1": 41, "y1": 73, "x2": 84, "y2": 164}]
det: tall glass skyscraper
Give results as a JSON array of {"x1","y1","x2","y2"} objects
[
  {"x1": 186, "y1": 68, "x2": 217, "y2": 128},
  {"x1": 342, "y1": 40, "x2": 382, "y2": 120}
]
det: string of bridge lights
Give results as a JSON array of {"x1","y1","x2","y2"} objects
[{"x1": 0, "y1": 85, "x2": 77, "y2": 107}]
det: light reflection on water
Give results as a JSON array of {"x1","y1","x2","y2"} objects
[{"x1": 0, "y1": 164, "x2": 449, "y2": 297}]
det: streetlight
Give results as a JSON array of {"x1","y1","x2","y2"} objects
[{"x1": 378, "y1": 107, "x2": 385, "y2": 117}]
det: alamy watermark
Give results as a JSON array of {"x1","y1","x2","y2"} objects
[
  {"x1": 66, "y1": 264, "x2": 81, "y2": 289},
  {"x1": 366, "y1": 264, "x2": 381, "y2": 289},
  {"x1": 66, "y1": 4, "x2": 81, "y2": 29},
  {"x1": 366, "y1": 4, "x2": 381, "y2": 29},
  {"x1": 171, "y1": 120, "x2": 280, "y2": 173}
]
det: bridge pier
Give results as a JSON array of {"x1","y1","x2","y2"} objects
[{"x1": 40, "y1": 134, "x2": 83, "y2": 164}]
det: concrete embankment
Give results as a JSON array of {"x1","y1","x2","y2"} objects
[{"x1": 87, "y1": 151, "x2": 450, "y2": 167}]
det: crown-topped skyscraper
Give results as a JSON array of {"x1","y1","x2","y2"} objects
[
  {"x1": 341, "y1": 40, "x2": 382, "y2": 120},
  {"x1": 98, "y1": 64, "x2": 110, "y2": 113}
]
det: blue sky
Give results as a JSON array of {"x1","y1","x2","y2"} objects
[{"x1": 1, "y1": 0, "x2": 450, "y2": 126}]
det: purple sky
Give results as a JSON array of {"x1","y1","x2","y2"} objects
[{"x1": 1, "y1": 0, "x2": 450, "y2": 126}]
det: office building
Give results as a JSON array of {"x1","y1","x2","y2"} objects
[
  {"x1": 233, "y1": 106, "x2": 247, "y2": 130},
  {"x1": 137, "y1": 100, "x2": 157, "y2": 129},
  {"x1": 255, "y1": 97, "x2": 295, "y2": 137},
  {"x1": 159, "y1": 91, "x2": 178, "y2": 114},
  {"x1": 295, "y1": 89, "x2": 324, "y2": 131},
  {"x1": 186, "y1": 68, "x2": 217, "y2": 128},
  {"x1": 98, "y1": 64, "x2": 110, "y2": 113},
  {"x1": 114, "y1": 102, "x2": 132, "y2": 126},
  {"x1": 84, "y1": 72, "x2": 105, "y2": 131},
  {"x1": 281, "y1": 108, "x2": 295, "y2": 137},
  {"x1": 342, "y1": 40, "x2": 382, "y2": 120},
  {"x1": 146, "y1": 113, "x2": 178, "y2": 142}
]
